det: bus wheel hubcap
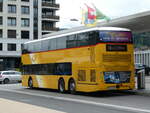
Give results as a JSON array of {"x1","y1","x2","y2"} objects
[
  {"x1": 60, "y1": 83, "x2": 64, "y2": 92},
  {"x1": 29, "y1": 79, "x2": 33, "y2": 87},
  {"x1": 70, "y1": 82, "x2": 75, "y2": 91}
]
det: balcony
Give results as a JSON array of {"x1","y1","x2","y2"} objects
[
  {"x1": 42, "y1": 15, "x2": 59, "y2": 21},
  {"x1": 42, "y1": 26, "x2": 59, "y2": 31},
  {"x1": 42, "y1": 2, "x2": 59, "y2": 9}
]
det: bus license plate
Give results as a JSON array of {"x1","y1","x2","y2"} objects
[{"x1": 108, "y1": 86, "x2": 116, "y2": 90}]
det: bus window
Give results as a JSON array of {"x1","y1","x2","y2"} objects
[
  {"x1": 89, "y1": 31, "x2": 99, "y2": 45},
  {"x1": 41, "y1": 40, "x2": 49, "y2": 51},
  {"x1": 77, "y1": 33, "x2": 89, "y2": 46},
  {"x1": 22, "y1": 44, "x2": 28, "y2": 54},
  {"x1": 56, "y1": 36, "x2": 67, "y2": 49},
  {"x1": 33, "y1": 42, "x2": 41, "y2": 52},
  {"x1": 54, "y1": 63, "x2": 72, "y2": 75},
  {"x1": 66, "y1": 35, "x2": 77, "y2": 48},
  {"x1": 28, "y1": 43, "x2": 34, "y2": 53},
  {"x1": 50, "y1": 39, "x2": 57, "y2": 50}
]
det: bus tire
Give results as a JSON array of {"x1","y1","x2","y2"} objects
[
  {"x1": 69, "y1": 79, "x2": 76, "y2": 94},
  {"x1": 58, "y1": 78, "x2": 65, "y2": 93},
  {"x1": 28, "y1": 77, "x2": 33, "y2": 88}
]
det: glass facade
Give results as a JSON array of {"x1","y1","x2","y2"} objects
[
  {"x1": 21, "y1": 31, "x2": 29, "y2": 39},
  {"x1": 8, "y1": 30, "x2": 16, "y2": 38},
  {"x1": 0, "y1": 29, "x2": 2, "y2": 38},
  {"x1": 8, "y1": 17, "x2": 16, "y2": 26},
  {"x1": 0, "y1": 0, "x2": 3, "y2": 12},
  {"x1": 21, "y1": 18, "x2": 29, "y2": 27},
  {"x1": 21, "y1": 6, "x2": 29, "y2": 14},
  {"x1": 0, "y1": 16, "x2": 2, "y2": 25},
  {"x1": 8, "y1": 43, "x2": 16, "y2": 51},
  {"x1": 8, "y1": 5, "x2": 16, "y2": 13},
  {"x1": 0, "y1": 57, "x2": 20, "y2": 71},
  {"x1": 133, "y1": 32, "x2": 150, "y2": 49},
  {"x1": 0, "y1": 43, "x2": 2, "y2": 50},
  {"x1": 33, "y1": 0, "x2": 38, "y2": 39}
]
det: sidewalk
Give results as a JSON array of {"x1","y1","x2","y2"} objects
[
  {"x1": 0, "y1": 98, "x2": 65, "y2": 113},
  {"x1": 132, "y1": 76, "x2": 150, "y2": 96}
]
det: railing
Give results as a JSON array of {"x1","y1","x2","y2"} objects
[
  {"x1": 42, "y1": 15, "x2": 59, "y2": 20},
  {"x1": 42, "y1": 26, "x2": 59, "y2": 31},
  {"x1": 42, "y1": 2, "x2": 59, "y2": 8}
]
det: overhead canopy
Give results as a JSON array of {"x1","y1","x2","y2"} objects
[
  {"x1": 97, "y1": 11, "x2": 150, "y2": 33},
  {"x1": 43, "y1": 11, "x2": 150, "y2": 38}
]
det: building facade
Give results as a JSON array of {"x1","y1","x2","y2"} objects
[
  {"x1": 134, "y1": 50, "x2": 150, "y2": 67},
  {"x1": 0, "y1": 0, "x2": 59, "y2": 70}
]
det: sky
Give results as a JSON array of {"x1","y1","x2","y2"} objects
[{"x1": 56, "y1": 0, "x2": 150, "y2": 28}]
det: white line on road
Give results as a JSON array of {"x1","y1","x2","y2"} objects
[{"x1": 0, "y1": 88, "x2": 150, "y2": 113}]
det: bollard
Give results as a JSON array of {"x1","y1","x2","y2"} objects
[{"x1": 137, "y1": 69, "x2": 145, "y2": 90}]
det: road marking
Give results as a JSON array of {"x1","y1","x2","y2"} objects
[{"x1": 0, "y1": 88, "x2": 150, "y2": 113}]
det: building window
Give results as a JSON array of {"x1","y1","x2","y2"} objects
[
  {"x1": 21, "y1": 18, "x2": 29, "y2": 27},
  {"x1": 0, "y1": 29, "x2": 2, "y2": 38},
  {"x1": 8, "y1": 43, "x2": 16, "y2": 51},
  {"x1": 8, "y1": 17, "x2": 16, "y2": 26},
  {"x1": 0, "y1": 17, "x2": 2, "y2": 25},
  {"x1": 0, "y1": 43, "x2": 2, "y2": 51},
  {"x1": 21, "y1": 31, "x2": 29, "y2": 39},
  {"x1": 8, "y1": 30, "x2": 16, "y2": 38},
  {"x1": 0, "y1": 0, "x2": 3, "y2": 12},
  {"x1": 21, "y1": 0, "x2": 29, "y2": 2},
  {"x1": 8, "y1": 5, "x2": 16, "y2": 13},
  {"x1": 21, "y1": 6, "x2": 29, "y2": 14},
  {"x1": 42, "y1": 0, "x2": 54, "y2": 4}
]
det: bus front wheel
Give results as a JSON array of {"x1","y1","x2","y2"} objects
[
  {"x1": 58, "y1": 78, "x2": 65, "y2": 93},
  {"x1": 69, "y1": 79, "x2": 76, "y2": 94}
]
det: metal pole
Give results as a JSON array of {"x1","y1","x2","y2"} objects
[{"x1": 137, "y1": 69, "x2": 145, "y2": 89}]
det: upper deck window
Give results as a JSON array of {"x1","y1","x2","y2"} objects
[{"x1": 99, "y1": 31, "x2": 132, "y2": 43}]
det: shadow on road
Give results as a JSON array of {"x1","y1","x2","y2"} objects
[{"x1": 26, "y1": 87, "x2": 136, "y2": 98}]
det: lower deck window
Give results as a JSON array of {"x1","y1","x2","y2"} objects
[{"x1": 22, "y1": 62, "x2": 72, "y2": 75}]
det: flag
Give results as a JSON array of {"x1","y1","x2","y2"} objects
[
  {"x1": 92, "y1": 4, "x2": 110, "y2": 21},
  {"x1": 81, "y1": 4, "x2": 111, "y2": 26},
  {"x1": 86, "y1": 5, "x2": 96, "y2": 20},
  {"x1": 84, "y1": 4, "x2": 97, "y2": 26},
  {"x1": 81, "y1": 8, "x2": 88, "y2": 25}
]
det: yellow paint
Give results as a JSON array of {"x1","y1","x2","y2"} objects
[{"x1": 22, "y1": 44, "x2": 135, "y2": 92}]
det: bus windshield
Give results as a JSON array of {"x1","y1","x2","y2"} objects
[{"x1": 99, "y1": 31, "x2": 132, "y2": 43}]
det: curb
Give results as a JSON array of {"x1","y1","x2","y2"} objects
[{"x1": 131, "y1": 89, "x2": 150, "y2": 96}]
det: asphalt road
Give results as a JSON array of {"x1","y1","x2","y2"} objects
[{"x1": 0, "y1": 83, "x2": 150, "y2": 113}]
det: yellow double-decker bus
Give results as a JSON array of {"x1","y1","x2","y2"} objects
[{"x1": 21, "y1": 27, "x2": 135, "y2": 93}]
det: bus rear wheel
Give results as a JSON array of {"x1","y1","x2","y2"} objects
[
  {"x1": 69, "y1": 79, "x2": 76, "y2": 94},
  {"x1": 28, "y1": 78, "x2": 33, "y2": 88},
  {"x1": 58, "y1": 79, "x2": 65, "y2": 93}
]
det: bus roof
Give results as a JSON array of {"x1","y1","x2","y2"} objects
[{"x1": 25, "y1": 26, "x2": 130, "y2": 44}]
